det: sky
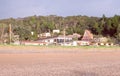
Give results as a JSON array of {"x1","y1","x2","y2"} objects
[{"x1": 0, "y1": 0, "x2": 120, "y2": 19}]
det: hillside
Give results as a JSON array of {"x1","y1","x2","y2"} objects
[{"x1": 0, "y1": 15, "x2": 120, "y2": 43}]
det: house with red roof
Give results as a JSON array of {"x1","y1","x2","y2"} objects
[{"x1": 78, "y1": 30, "x2": 94, "y2": 45}]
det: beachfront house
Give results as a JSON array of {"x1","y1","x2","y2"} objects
[
  {"x1": 73, "y1": 33, "x2": 81, "y2": 38},
  {"x1": 39, "y1": 32, "x2": 51, "y2": 38},
  {"x1": 82, "y1": 30, "x2": 93, "y2": 41},
  {"x1": 78, "y1": 30, "x2": 93, "y2": 46},
  {"x1": 53, "y1": 29, "x2": 60, "y2": 34},
  {"x1": 37, "y1": 35, "x2": 73, "y2": 46}
]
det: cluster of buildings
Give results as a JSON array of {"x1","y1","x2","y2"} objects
[
  {"x1": 14, "y1": 29, "x2": 114, "y2": 46},
  {"x1": 21, "y1": 30, "x2": 79, "y2": 46}
]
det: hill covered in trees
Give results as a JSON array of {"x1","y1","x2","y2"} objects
[{"x1": 0, "y1": 15, "x2": 120, "y2": 43}]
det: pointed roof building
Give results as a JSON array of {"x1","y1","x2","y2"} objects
[{"x1": 82, "y1": 30, "x2": 93, "y2": 41}]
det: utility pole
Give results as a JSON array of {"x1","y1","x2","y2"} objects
[
  {"x1": 9, "y1": 24, "x2": 12, "y2": 44},
  {"x1": 63, "y1": 28, "x2": 66, "y2": 45}
]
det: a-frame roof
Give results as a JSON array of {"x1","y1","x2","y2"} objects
[{"x1": 82, "y1": 30, "x2": 93, "y2": 41}]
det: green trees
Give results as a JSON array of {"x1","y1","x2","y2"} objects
[
  {"x1": 0, "y1": 23, "x2": 8, "y2": 42},
  {"x1": 92, "y1": 22, "x2": 99, "y2": 35},
  {"x1": 116, "y1": 24, "x2": 120, "y2": 41},
  {"x1": 13, "y1": 27, "x2": 31, "y2": 40}
]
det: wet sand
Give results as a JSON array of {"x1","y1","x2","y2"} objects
[{"x1": 0, "y1": 46, "x2": 120, "y2": 76}]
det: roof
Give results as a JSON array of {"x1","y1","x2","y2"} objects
[
  {"x1": 37, "y1": 35, "x2": 73, "y2": 42},
  {"x1": 73, "y1": 33, "x2": 81, "y2": 37},
  {"x1": 82, "y1": 30, "x2": 93, "y2": 41}
]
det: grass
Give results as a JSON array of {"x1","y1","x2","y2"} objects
[{"x1": 0, "y1": 44, "x2": 119, "y2": 49}]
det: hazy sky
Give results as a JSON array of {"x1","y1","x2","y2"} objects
[{"x1": 0, "y1": 0, "x2": 120, "y2": 19}]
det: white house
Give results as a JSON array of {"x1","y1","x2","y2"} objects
[
  {"x1": 78, "y1": 41, "x2": 90, "y2": 46},
  {"x1": 53, "y1": 29, "x2": 60, "y2": 34},
  {"x1": 37, "y1": 35, "x2": 73, "y2": 46},
  {"x1": 40, "y1": 32, "x2": 51, "y2": 38}
]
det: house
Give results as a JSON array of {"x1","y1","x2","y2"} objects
[
  {"x1": 55, "y1": 35, "x2": 73, "y2": 45},
  {"x1": 53, "y1": 29, "x2": 60, "y2": 34},
  {"x1": 37, "y1": 35, "x2": 73, "y2": 46},
  {"x1": 73, "y1": 33, "x2": 81, "y2": 38},
  {"x1": 39, "y1": 32, "x2": 51, "y2": 38},
  {"x1": 79, "y1": 30, "x2": 93, "y2": 46},
  {"x1": 20, "y1": 33, "x2": 77, "y2": 46},
  {"x1": 37, "y1": 37, "x2": 55, "y2": 45},
  {"x1": 78, "y1": 41, "x2": 90, "y2": 46},
  {"x1": 82, "y1": 30, "x2": 93, "y2": 41}
]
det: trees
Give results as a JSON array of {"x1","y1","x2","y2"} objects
[
  {"x1": 116, "y1": 24, "x2": 120, "y2": 42},
  {"x1": 92, "y1": 22, "x2": 100, "y2": 35},
  {"x1": 0, "y1": 23, "x2": 8, "y2": 43},
  {"x1": 13, "y1": 26, "x2": 31, "y2": 40}
]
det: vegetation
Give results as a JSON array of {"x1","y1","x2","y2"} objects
[{"x1": 0, "y1": 15, "x2": 120, "y2": 43}]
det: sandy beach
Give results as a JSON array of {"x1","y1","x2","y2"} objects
[{"x1": 0, "y1": 45, "x2": 120, "y2": 76}]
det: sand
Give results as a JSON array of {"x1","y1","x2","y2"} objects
[{"x1": 0, "y1": 45, "x2": 120, "y2": 76}]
